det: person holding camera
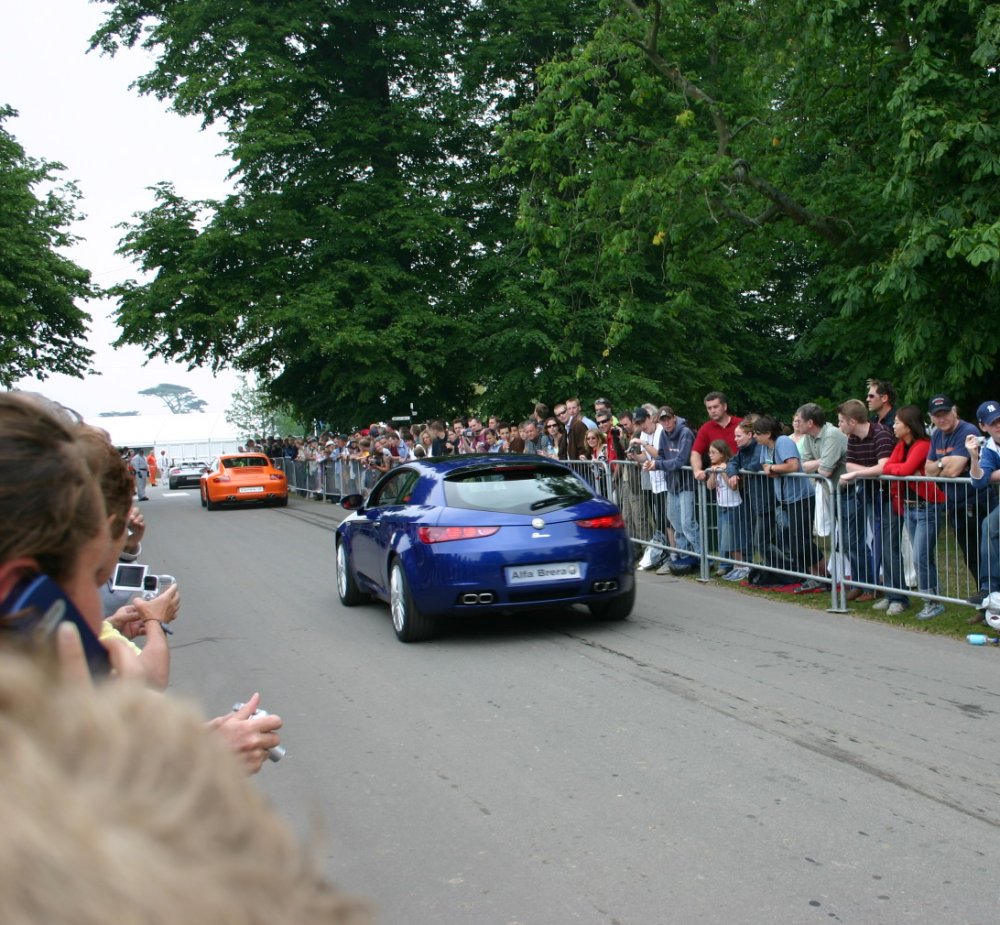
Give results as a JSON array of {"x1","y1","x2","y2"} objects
[
  {"x1": 924, "y1": 395, "x2": 996, "y2": 606},
  {"x1": 966, "y1": 401, "x2": 1000, "y2": 615}
]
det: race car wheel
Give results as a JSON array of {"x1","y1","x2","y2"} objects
[
  {"x1": 336, "y1": 540, "x2": 367, "y2": 606},
  {"x1": 390, "y1": 559, "x2": 435, "y2": 642}
]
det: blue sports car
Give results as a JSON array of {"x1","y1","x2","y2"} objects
[{"x1": 335, "y1": 455, "x2": 635, "y2": 641}]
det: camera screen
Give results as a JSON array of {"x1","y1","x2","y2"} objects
[
  {"x1": 111, "y1": 563, "x2": 147, "y2": 591},
  {"x1": 143, "y1": 575, "x2": 158, "y2": 592}
]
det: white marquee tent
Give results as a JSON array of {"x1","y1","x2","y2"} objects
[{"x1": 99, "y1": 412, "x2": 241, "y2": 463}]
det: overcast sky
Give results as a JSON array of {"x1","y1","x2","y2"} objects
[{"x1": 1, "y1": 0, "x2": 241, "y2": 419}]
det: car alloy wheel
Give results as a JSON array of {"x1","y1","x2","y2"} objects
[
  {"x1": 336, "y1": 541, "x2": 366, "y2": 606},
  {"x1": 389, "y1": 559, "x2": 434, "y2": 642}
]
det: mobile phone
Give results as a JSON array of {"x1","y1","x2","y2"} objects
[
  {"x1": 0, "y1": 574, "x2": 110, "y2": 676},
  {"x1": 111, "y1": 562, "x2": 148, "y2": 592},
  {"x1": 142, "y1": 574, "x2": 159, "y2": 595}
]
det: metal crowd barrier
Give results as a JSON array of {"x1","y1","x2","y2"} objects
[
  {"x1": 617, "y1": 460, "x2": 994, "y2": 614},
  {"x1": 273, "y1": 456, "x2": 373, "y2": 501}
]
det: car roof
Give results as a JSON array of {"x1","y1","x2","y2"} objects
[
  {"x1": 218, "y1": 453, "x2": 271, "y2": 460},
  {"x1": 401, "y1": 453, "x2": 574, "y2": 476}
]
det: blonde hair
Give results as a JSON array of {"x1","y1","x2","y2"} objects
[{"x1": 0, "y1": 653, "x2": 369, "y2": 925}]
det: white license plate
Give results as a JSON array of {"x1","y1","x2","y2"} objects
[
  {"x1": 505, "y1": 562, "x2": 585, "y2": 585},
  {"x1": 238, "y1": 486, "x2": 265, "y2": 494}
]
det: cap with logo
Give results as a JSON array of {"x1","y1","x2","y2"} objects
[
  {"x1": 977, "y1": 401, "x2": 1000, "y2": 426},
  {"x1": 927, "y1": 394, "x2": 954, "y2": 414},
  {"x1": 632, "y1": 407, "x2": 650, "y2": 422}
]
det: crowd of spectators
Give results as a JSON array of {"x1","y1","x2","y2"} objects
[{"x1": 255, "y1": 383, "x2": 1000, "y2": 622}]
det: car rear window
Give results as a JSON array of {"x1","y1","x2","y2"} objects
[
  {"x1": 443, "y1": 465, "x2": 593, "y2": 515},
  {"x1": 223, "y1": 456, "x2": 269, "y2": 468}
]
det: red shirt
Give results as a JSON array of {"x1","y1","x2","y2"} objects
[
  {"x1": 691, "y1": 417, "x2": 743, "y2": 457},
  {"x1": 882, "y1": 438, "x2": 945, "y2": 514}
]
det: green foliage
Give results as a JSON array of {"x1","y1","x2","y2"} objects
[
  {"x1": 97, "y1": 0, "x2": 598, "y2": 425},
  {"x1": 94, "y1": 0, "x2": 1000, "y2": 422},
  {"x1": 0, "y1": 106, "x2": 95, "y2": 386}
]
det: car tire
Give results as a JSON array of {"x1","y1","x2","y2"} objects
[
  {"x1": 390, "y1": 559, "x2": 435, "y2": 642},
  {"x1": 336, "y1": 540, "x2": 367, "y2": 606},
  {"x1": 169, "y1": 479, "x2": 178, "y2": 490},
  {"x1": 205, "y1": 492, "x2": 218, "y2": 511},
  {"x1": 590, "y1": 584, "x2": 635, "y2": 622},
  {"x1": 273, "y1": 495, "x2": 288, "y2": 507},
  {"x1": 200, "y1": 487, "x2": 207, "y2": 508}
]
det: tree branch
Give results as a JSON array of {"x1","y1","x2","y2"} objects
[{"x1": 619, "y1": 0, "x2": 848, "y2": 247}]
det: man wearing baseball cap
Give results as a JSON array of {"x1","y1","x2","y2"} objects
[
  {"x1": 925, "y1": 395, "x2": 996, "y2": 610},
  {"x1": 965, "y1": 400, "x2": 1000, "y2": 616}
]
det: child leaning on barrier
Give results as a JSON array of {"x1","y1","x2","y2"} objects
[{"x1": 707, "y1": 439, "x2": 746, "y2": 578}]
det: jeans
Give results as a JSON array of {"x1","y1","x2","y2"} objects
[
  {"x1": 777, "y1": 496, "x2": 819, "y2": 575},
  {"x1": 903, "y1": 502, "x2": 941, "y2": 594},
  {"x1": 842, "y1": 484, "x2": 871, "y2": 585},
  {"x1": 980, "y1": 504, "x2": 1000, "y2": 593},
  {"x1": 667, "y1": 489, "x2": 701, "y2": 554},
  {"x1": 881, "y1": 511, "x2": 910, "y2": 605},
  {"x1": 841, "y1": 480, "x2": 892, "y2": 584}
]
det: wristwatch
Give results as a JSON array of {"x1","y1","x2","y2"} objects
[{"x1": 936, "y1": 460, "x2": 944, "y2": 471}]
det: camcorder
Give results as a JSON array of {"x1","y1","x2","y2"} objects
[{"x1": 111, "y1": 563, "x2": 175, "y2": 601}]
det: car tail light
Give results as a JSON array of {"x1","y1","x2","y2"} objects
[
  {"x1": 212, "y1": 475, "x2": 232, "y2": 483},
  {"x1": 576, "y1": 513, "x2": 625, "y2": 529},
  {"x1": 269, "y1": 473, "x2": 285, "y2": 481},
  {"x1": 417, "y1": 526, "x2": 500, "y2": 544}
]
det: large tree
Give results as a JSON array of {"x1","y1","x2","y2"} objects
[
  {"x1": 138, "y1": 382, "x2": 207, "y2": 413},
  {"x1": 500, "y1": 0, "x2": 1000, "y2": 415},
  {"x1": 94, "y1": 0, "x2": 599, "y2": 427},
  {"x1": 0, "y1": 105, "x2": 95, "y2": 386}
]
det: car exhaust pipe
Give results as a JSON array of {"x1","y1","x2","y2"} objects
[
  {"x1": 591, "y1": 580, "x2": 619, "y2": 593},
  {"x1": 460, "y1": 592, "x2": 495, "y2": 605}
]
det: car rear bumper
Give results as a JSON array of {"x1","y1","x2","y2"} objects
[{"x1": 404, "y1": 531, "x2": 634, "y2": 615}]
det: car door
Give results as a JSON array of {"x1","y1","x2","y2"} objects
[{"x1": 351, "y1": 468, "x2": 421, "y2": 591}]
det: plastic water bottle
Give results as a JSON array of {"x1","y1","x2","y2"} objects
[{"x1": 967, "y1": 634, "x2": 999, "y2": 646}]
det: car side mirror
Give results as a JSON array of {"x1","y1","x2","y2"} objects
[{"x1": 341, "y1": 493, "x2": 365, "y2": 511}]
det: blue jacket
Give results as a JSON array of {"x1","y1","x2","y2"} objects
[
  {"x1": 653, "y1": 417, "x2": 695, "y2": 493},
  {"x1": 727, "y1": 440, "x2": 770, "y2": 510}
]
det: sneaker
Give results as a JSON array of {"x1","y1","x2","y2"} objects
[
  {"x1": 655, "y1": 562, "x2": 674, "y2": 576},
  {"x1": 794, "y1": 578, "x2": 825, "y2": 594},
  {"x1": 872, "y1": 597, "x2": 891, "y2": 611},
  {"x1": 886, "y1": 602, "x2": 907, "y2": 616},
  {"x1": 724, "y1": 567, "x2": 750, "y2": 582},
  {"x1": 916, "y1": 602, "x2": 945, "y2": 621},
  {"x1": 715, "y1": 565, "x2": 729, "y2": 577},
  {"x1": 969, "y1": 590, "x2": 990, "y2": 610},
  {"x1": 637, "y1": 547, "x2": 656, "y2": 571}
]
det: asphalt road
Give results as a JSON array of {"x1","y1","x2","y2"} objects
[{"x1": 140, "y1": 484, "x2": 1000, "y2": 925}]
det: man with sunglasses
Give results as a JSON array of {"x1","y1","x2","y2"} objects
[{"x1": 866, "y1": 378, "x2": 897, "y2": 431}]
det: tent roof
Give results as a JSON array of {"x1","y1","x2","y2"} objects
[{"x1": 98, "y1": 412, "x2": 239, "y2": 449}]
